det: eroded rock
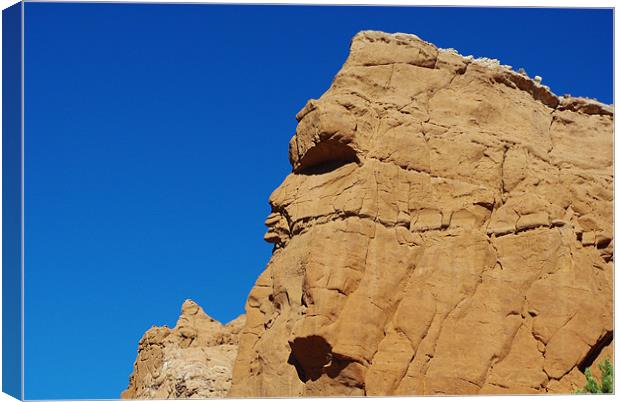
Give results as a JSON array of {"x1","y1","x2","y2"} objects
[
  {"x1": 229, "y1": 30, "x2": 613, "y2": 396},
  {"x1": 121, "y1": 300, "x2": 245, "y2": 399}
]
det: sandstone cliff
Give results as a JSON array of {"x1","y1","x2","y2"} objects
[
  {"x1": 123, "y1": 30, "x2": 613, "y2": 397},
  {"x1": 121, "y1": 300, "x2": 245, "y2": 399},
  {"x1": 229, "y1": 31, "x2": 613, "y2": 396}
]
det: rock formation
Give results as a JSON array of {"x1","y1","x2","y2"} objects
[
  {"x1": 123, "y1": 30, "x2": 613, "y2": 397},
  {"x1": 229, "y1": 31, "x2": 613, "y2": 396},
  {"x1": 121, "y1": 300, "x2": 245, "y2": 399}
]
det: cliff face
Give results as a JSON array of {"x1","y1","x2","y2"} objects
[
  {"x1": 123, "y1": 30, "x2": 613, "y2": 398},
  {"x1": 121, "y1": 300, "x2": 245, "y2": 399},
  {"x1": 229, "y1": 31, "x2": 613, "y2": 396}
]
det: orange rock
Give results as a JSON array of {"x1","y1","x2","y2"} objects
[
  {"x1": 122, "y1": 30, "x2": 613, "y2": 398},
  {"x1": 229, "y1": 31, "x2": 613, "y2": 397}
]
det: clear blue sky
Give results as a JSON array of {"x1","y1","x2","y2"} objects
[{"x1": 24, "y1": 3, "x2": 612, "y2": 399}]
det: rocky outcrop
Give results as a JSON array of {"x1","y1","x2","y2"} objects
[
  {"x1": 229, "y1": 31, "x2": 613, "y2": 396},
  {"x1": 121, "y1": 300, "x2": 245, "y2": 399}
]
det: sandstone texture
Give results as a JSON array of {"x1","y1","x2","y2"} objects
[
  {"x1": 229, "y1": 31, "x2": 614, "y2": 396},
  {"x1": 122, "y1": 300, "x2": 245, "y2": 399}
]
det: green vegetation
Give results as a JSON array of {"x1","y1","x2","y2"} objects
[{"x1": 575, "y1": 357, "x2": 613, "y2": 394}]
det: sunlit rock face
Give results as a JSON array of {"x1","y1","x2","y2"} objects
[
  {"x1": 122, "y1": 300, "x2": 245, "y2": 399},
  {"x1": 229, "y1": 31, "x2": 613, "y2": 396}
]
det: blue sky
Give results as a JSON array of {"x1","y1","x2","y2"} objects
[{"x1": 23, "y1": 3, "x2": 612, "y2": 399}]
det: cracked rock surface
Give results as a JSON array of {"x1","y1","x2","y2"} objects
[
  {"x1": 121, "y1": 300, "x2": 245, "y2": 399},
  {"x1": 229, "y1": 31, "x2": 613, "y2": 396}
]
